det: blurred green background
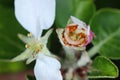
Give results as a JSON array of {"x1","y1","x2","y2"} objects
[{"x1": 0, "y1": 0, "x2": 120, "y2": 80}]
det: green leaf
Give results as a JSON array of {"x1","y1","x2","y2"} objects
[
  {"x1": 55, "y1": 0, "x2": 73, "y2": 27},
  {"x1": 88, "y1": 56, "x2": 119, "y2": 78},
  {"x1": 0, "y1": 5, "x2": 27, "y2": 59},
  {"x1": 73, "y1": 0, "x2": 96, "y2": 24},
  {"x1": 89, "y1": 8, "x2": 120, "y2": 59},
  {"x1": 0, "y1": 0, "x2": 14, "y2": 8},
  {"x1": 55, "y1": 0, "x2": 96, "y2": 28},
  {"x1": 0, "y1": 5, "x2": 27, "y2": 72}
]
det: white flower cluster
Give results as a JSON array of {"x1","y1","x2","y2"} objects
[{"x1": 12, "y1": 0, "x2": 94, "y2": 80}]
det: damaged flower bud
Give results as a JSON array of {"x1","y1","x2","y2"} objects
[{"x1": 56, "y1": 16, "x2": 94, "y2": 50}]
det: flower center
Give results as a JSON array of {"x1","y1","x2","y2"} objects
[
  {"x1": 62, "y1": 24, "x2": 88, "y2": 47},
  {"x1": 25, "y1": 33, "x2": 44, "y2": 54}
]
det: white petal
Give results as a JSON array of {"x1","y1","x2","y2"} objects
[
  {"x1": 70, "y1": 16, "x2": 87, "y2": 29},
  {"x1": 15, "y1": 0, "x2": 55, "y2": 37},
  {"x1": 34, "y1": 54, "x2": 62, "y2": 80}
]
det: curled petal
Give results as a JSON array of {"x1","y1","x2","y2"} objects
[
  {"x1": 15, "y1": 0, "x2": 55, "y2": 37},
  {"x1": 70, "y1": 16, "x2": 87, "y2": 29},
  {"x1": 34, "y1": 54, "x2": 62, "y2": 80},
  {"x1": 84, "y1": 30, "x2": 93, "y2": 46},
  {"x1": 84, "y1": 25, "x2": 93, "y2": 46}
]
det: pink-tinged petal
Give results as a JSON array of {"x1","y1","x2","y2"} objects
[
  {"x1": 34, "y1": 54, "x2": 63, "y2": 80},
  {"x1": 15, "y1": 0, "x2": 55, "y2": 37},
  {"x1": 84, "y1": 30, "x2": 93, "y2": 46}
]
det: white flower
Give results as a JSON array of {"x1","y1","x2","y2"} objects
[{"x1": 12, "y1": 0, "x2": 63, "y2": 80}]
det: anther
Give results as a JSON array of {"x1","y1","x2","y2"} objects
[
  {"x1": 25, "y1": 44, "x2": 30, "y2": 48},
  {"x1": 36, "y1": 49, "x2": 40, "y2": 53},
  {"x1": 40, "y1": 45, "x2": 43, "y2": 49},
  {"x1": 27, "y1": 32, "x2": 33, "y2": 37}
]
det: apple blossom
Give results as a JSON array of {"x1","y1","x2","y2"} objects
[{"x1": 12, "y1": 0, "x2": 63, "y2": 80}]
